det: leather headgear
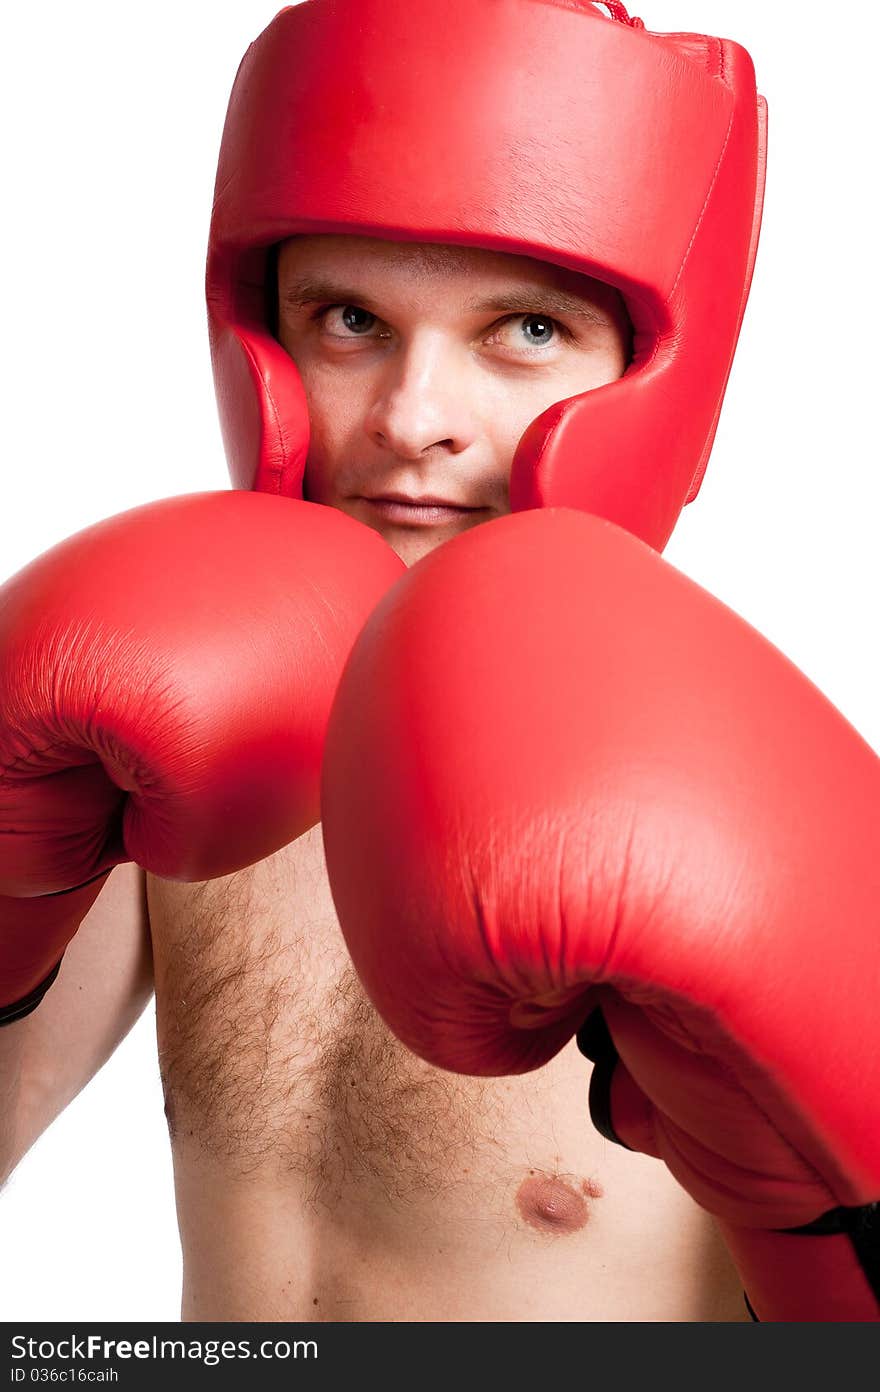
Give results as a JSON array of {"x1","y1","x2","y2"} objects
[{"x1": 207, "y1": 0, "x2": 767, "y2": 551}]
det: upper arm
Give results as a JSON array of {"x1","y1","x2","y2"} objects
[{"x1": 0, "y1": 862, "x2": 154, "y2": 1183}]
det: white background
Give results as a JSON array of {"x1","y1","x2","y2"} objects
[{"x1": 1, "y1": 1, "x2": 878, "y2": 1320}]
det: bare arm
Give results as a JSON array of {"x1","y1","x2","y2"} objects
[{"x1": 0, "y1": 863, "x2": 154, "y2": 1185}]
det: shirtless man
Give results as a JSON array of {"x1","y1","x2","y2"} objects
[{"x1": 1, "y1": 0, "x2": 770, "y2": 1321}]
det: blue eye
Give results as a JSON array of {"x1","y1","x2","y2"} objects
[{"x1": 520, "y1": 315, "x2": 555, "y2": 346}]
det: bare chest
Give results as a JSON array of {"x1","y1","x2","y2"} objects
[
  {"x1": 147, "y1": 830, "x2": 746, "y2": 1320},
  {"x1": 149, "y1": 828, "x2": 601, "y2": 1200}
]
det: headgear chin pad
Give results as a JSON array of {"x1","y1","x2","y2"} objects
[{"x1": 207, "y1": 0, "x2": 767, "y2": 552}]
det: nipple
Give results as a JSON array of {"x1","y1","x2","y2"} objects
[{"x1": 516, "y1": 1172, "x2": 604, "y2": 1235}]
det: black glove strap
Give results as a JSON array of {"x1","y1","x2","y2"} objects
[
  {"x1": 0, "y1": 957, "x2": 64, "y2": 1027},
  {"x1": 576, "y1": 1008, "x2": 634, "y2": 1151},
  {"x1": 577, "y1": 1012, "x2": 880, "y2": 1319},
  {"x1": 743, "y1": 1209, "x2": 880, "y2": 1322},
  {"x1": 783, "y1": 1202, "x2": 880, "y2": 1307}
]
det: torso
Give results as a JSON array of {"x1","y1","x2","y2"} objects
[{"x1": 147, "y1": 825, "x2": 747, "y2": 1322}]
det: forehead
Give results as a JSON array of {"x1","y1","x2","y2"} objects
[{"x1": 279, "y1": 234, "x2": 606, "y2": 296}]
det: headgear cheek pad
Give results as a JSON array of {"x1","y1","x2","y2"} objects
[{"x1": 206, "y1": 0, "x2": 767, "y2": 552}]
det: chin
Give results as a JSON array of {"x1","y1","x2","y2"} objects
[
  {"x1": 386, "y1": 531, "x2": 451, "y2": 568},
  {"x1": 338, "y1": 498, "x2": 496, "y2": 567}
]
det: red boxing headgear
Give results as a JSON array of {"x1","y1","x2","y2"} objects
[{"x1": 206, "y1": 0, "x2": 767, "y2": 551}]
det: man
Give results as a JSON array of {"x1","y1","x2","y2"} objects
[
  {"x1": 151, "y1": 229, "x2": 753, "y2": 1321},
  {"x1": 6, "y1": 0, "x2": 848, "y2": 1322},
  {"x1": 2, "y1": 231, "x2": 746, "y2": 1323}
]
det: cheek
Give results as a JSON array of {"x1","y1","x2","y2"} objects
[
  {"x1": 484, "y1": 380, "x2": 562, "y2": 477},
  {"x1": 296, "y1": 363, "x2": 367, "y2": 493},
  {"x1": 485, "y1": 347, "x2": 625, "y2": 492},
  {"x1": 558, "y1": 339, "x2": 629, "y2": 397},
  {"x1": 507, "y1": 345, "x2": 627, "y2": 438}
]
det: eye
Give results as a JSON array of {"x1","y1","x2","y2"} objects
[
  {"x1": 489, "y1": 314, "x2": 569, "y2": 352},
  {"x1": 518, "y1": 315, "x2": 555, "y2": 347},
  {"x1": 315, "y1": 304, "x2": 383, "y2": 337}
]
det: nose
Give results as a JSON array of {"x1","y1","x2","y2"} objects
[{"x1": 365, "y1": 333, "x2": 478, "y2": 460}]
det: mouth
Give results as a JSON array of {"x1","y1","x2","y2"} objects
[{"x1": 358, "y1": 494, "x2": 487, "y2": 527}]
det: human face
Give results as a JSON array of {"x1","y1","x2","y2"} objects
[{"x1": 276, "y1": 236, "x2": 630, "y2": 566}]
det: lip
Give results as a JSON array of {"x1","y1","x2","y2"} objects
[
  {"x1": 359, "y1": 494, "x2": 485, "y2": 526},
  {"x1": 364, "y1": 492, "x2": 476, "y2": 508}
]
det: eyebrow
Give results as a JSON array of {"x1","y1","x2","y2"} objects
[
  {"x1": 280, "y1": 276, "x2": 608, "y2": 325},
  {"x1": 465, "y1": 288, "x2": 607, "y2": 324}
]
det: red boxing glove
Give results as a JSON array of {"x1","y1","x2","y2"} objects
[
  {"x1": 322, "y1": 508, "x2": 880, "y2": 1323},
  {"x1": 0, "y1": 491, "x2": 404, "y2": 1020}
]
